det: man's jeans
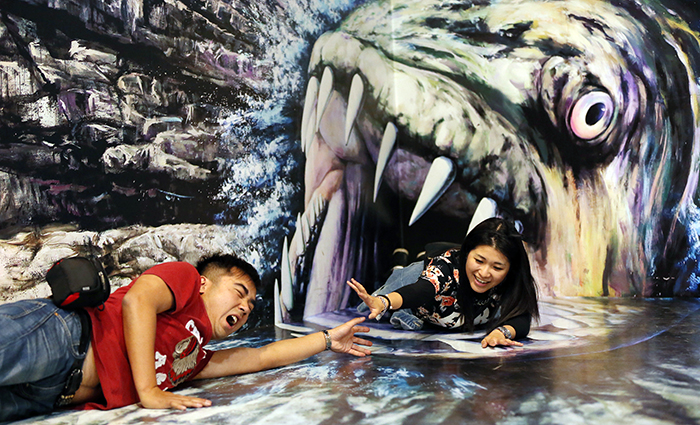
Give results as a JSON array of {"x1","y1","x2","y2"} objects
[{"x1": 0, "y1": 298, "x2": 86, "y2": 421}]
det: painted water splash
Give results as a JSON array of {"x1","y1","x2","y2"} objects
[
  {"x1": 216, "y1": 0, "x2": 366, "y2": 280},
  {"x1": 679, "y1": 202, "x2": 700, "y2": 294}
]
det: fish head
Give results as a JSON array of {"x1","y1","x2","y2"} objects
[{"x1": 282, "y1": 0, "x2": 700, "y2": 319}]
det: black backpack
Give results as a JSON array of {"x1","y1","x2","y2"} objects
[{"x1": 46, "y1": 256, "x2": 111, "y2": 309}]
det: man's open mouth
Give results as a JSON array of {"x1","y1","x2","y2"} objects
[{"x1": 226, "y1": 315, "x2": 239, "y2": 327}]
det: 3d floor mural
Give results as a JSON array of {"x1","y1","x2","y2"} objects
[
  {"x1": 11, "y1": 297, "x2": 700, "y2": 424},
  {"x1": 1, "y1": 0, "x2": 700, "y2": 423}
]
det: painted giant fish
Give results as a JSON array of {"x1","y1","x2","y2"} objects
[{"x1": 280, "y1": 0, "x2": 700, "y2": 320}]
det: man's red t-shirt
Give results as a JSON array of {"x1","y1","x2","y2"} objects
[{"x1": 82, "y1": 262, "x2": 214, "y2": 409}]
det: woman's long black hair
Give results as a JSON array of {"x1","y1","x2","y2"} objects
[{"x1": 457, "y1": 217, "x2": 539, "y2": 332}]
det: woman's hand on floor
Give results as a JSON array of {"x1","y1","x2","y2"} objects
[{"x1": 481, "y1": 328, "x2": 523, "y2": 348}]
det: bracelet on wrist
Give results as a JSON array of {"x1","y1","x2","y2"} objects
[
  {"x1": 496, "y1": 326, "x2": 513, "y2": 340},
  {"x1": 378, "y1": 294, "x2": 392, "y2": 310},
  {"x1": 322, "y1": 330, "x2": 332, "y2": 350},
  {"x1": 375, "y1": 296, "x2": 389, "y2": 320}
]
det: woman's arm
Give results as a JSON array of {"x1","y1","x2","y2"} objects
[
  {"x1": 346, "y1": 279, "x2": 405, "y2": 319},
  {"x1": 195, "y1": 317, "x2": 372, "y2": 379},
  {"x1": 347, "y1": 278, "x2": 436, "y2": 320},
  {"x1": 503, "y1": 313, "x2": 531, "y2": 339}
]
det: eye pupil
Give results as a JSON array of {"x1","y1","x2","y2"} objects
[
  {"x1": 586, "y1": 103, "x2": 606, "y2": 125},
  {"x1": 569, "y1": 91, "x2": 614, "y2": 140}
]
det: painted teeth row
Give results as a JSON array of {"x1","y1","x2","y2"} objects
[
  {"x1": 301, "y1": 66, "x2": 458, "y2": 226},
  {"x1": 280, "y1": 193, "x2": 328, "y2": 312}
]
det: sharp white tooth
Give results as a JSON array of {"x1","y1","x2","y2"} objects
[
  {"x1": 345, "y1": 74, "x2": 364, "y2": 145},
  {"x1": 316, "y1": 67, "x2": 334, "y2": 131},
  {"x1": 409, "y1": 156, "x2": 456, "y2": 226},
  {"x1": 301, "y1": 214, "x2": 312, "y2": 245},
  {"x1": 307, "y1": 195, "x2": 318, "y2": 224},
  {"x1": 314, "y1": 194, "x2": 324, "y2": 219},
  {"x1": 301, "y1": 76, "x2": 319, "y2": 153},
  {"x1": 297, "y1": 213, "x2": 306, "y2": 243},
  {"x1": 280, "y1": 236, "x2": 294, "y2": 310},
  {"x1": 312, "y1": 195, "x2": 326, "y2": 224},
  {"x1": 374, "y1": 122, "x2": 397, "y2": 201},
  {"x1": 274, "y1": 279, "x2": 282, "y2": 324},
  {"x1": 317, "y1": 195, "x2": 324, "y2": 214},
  {"x1": 295, "y1": 214, "x2": 305, "y2": 254},
  {"x1": 466, "y1": 198, "x2": 499, "y2": 235},
  {"x1": 304, "y1": 106, "x2": 317, "y2": 155}
]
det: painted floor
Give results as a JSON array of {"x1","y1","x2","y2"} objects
[{"x1": 8, "y1": 297, "x2": 700, "y2": 424}]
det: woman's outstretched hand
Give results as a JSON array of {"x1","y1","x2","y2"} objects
[
  {"x1": 346, "y1": 278, "x2": 386, "y2": 320},
  {"x1": 328, "y1": 317, "x2": 373, "y2": 356}
]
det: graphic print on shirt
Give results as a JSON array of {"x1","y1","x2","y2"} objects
[
  {"x1": 155, "y1": 351, "x2": 168, "y2": 385},
  {"x1": 168, "y1": 335, "x2": 200, "y2": 386},
  {"x1": 153, "y1": 320, "x2": 205, "y2": 388},
  {"x1": 186, "y1": 319, "x2": 203, "y2": 345},
  {"x1": 474, "y1": 308, "x2": 490, "y2": 325},
  {"x1": 416, "y1": 251, "x2": 464, "y2": 328}
]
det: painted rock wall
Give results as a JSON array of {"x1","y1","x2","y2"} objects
[{"x1": 1, "y1": 0, "x2": 699, "y2": 326}]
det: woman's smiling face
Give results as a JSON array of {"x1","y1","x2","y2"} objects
[{"x1": 465, "y1": 245, "x2": 511, "y2": 294}]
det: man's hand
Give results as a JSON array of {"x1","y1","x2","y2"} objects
[
  {"x1": 327, "y1": 317, "x2": 373, "y2": 356},
  {"x1": 138, "y1": 386, "x2": 212, "y2": 410}
]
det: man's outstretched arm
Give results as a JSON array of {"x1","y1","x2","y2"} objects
[{"x1": 195, "y1": 317, "x2": 372, "y2": 379}]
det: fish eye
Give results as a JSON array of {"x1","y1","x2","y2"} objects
[{"x1": 568, "y1": 91, "x2": 614, "y2": 140}]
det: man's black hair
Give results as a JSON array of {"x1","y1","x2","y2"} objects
[{"x1": 196, "y1": 253, "x2": 261, "y2": 290}]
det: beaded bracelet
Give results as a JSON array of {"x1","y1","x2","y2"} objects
[
  {"x1": 322, "y1": 330, "x2": 332, "y2": 350},
  {"x1": 378, "y1": 294, "x2": 392, "y2": 310},
  {"x1": 376, "y1": 295, "x2": 389, "y2": 320},
  {"x1": 496, "y1": 326, "x2": 513, "y2": 340}
]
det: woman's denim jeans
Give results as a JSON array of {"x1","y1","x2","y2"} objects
[{"x1": 0, "y1": 298, "x2": 85, "y2": 421}]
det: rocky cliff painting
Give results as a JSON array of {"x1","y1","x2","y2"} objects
[
  {"x1": 0, "y1": 0, "x2": 357, "y2": 320},
  {"x1": 0, "y1": 0, "x2": 699, "y2": 326}
]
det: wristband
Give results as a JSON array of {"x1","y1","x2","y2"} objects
[
  {"x1": 322, "y1": 330, "x2": 332, "y2": 350},
  {"x1": 378, "y1": 294, "x2": 392, "y2": 310},
  {"x1": 376, "y1": 295, "x2": 389, "y2": 320},
  {"x1": 496, "y1": 326, "x2": 513, "y2": 340}
]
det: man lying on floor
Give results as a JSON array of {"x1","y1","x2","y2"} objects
[{"x1": 0, "y1": 254, "x2": 372, "y2": 421}]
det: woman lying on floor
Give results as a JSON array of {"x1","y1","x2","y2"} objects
[{"x1": 348, "y1": 217, "x2": 539, "y2": 348}]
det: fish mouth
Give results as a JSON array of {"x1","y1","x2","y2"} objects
[
  {"x1": 277, "y1": 41, "x2": 546, "y2": 320},
  {"x1": 275, "y1": 0, "x2": 700, "y2": 315}
]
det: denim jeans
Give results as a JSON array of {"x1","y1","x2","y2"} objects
[
  {"x1": 0, "y1": 298, "x2": 86, "y2": 421},
  {"x1": 357, "y1": 261, "x2": 426, "y2": 329},
  {"x1": 375, "y1": 261, "x2": 425, "y2": 297}
]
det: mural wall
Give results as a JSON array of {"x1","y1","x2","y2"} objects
[
  {"x1": 0, "y1": 0, "x2": 699, "y2": 326},
  {"x1": 286, "y1": 0, "x2": 700, "y2": 324}
]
